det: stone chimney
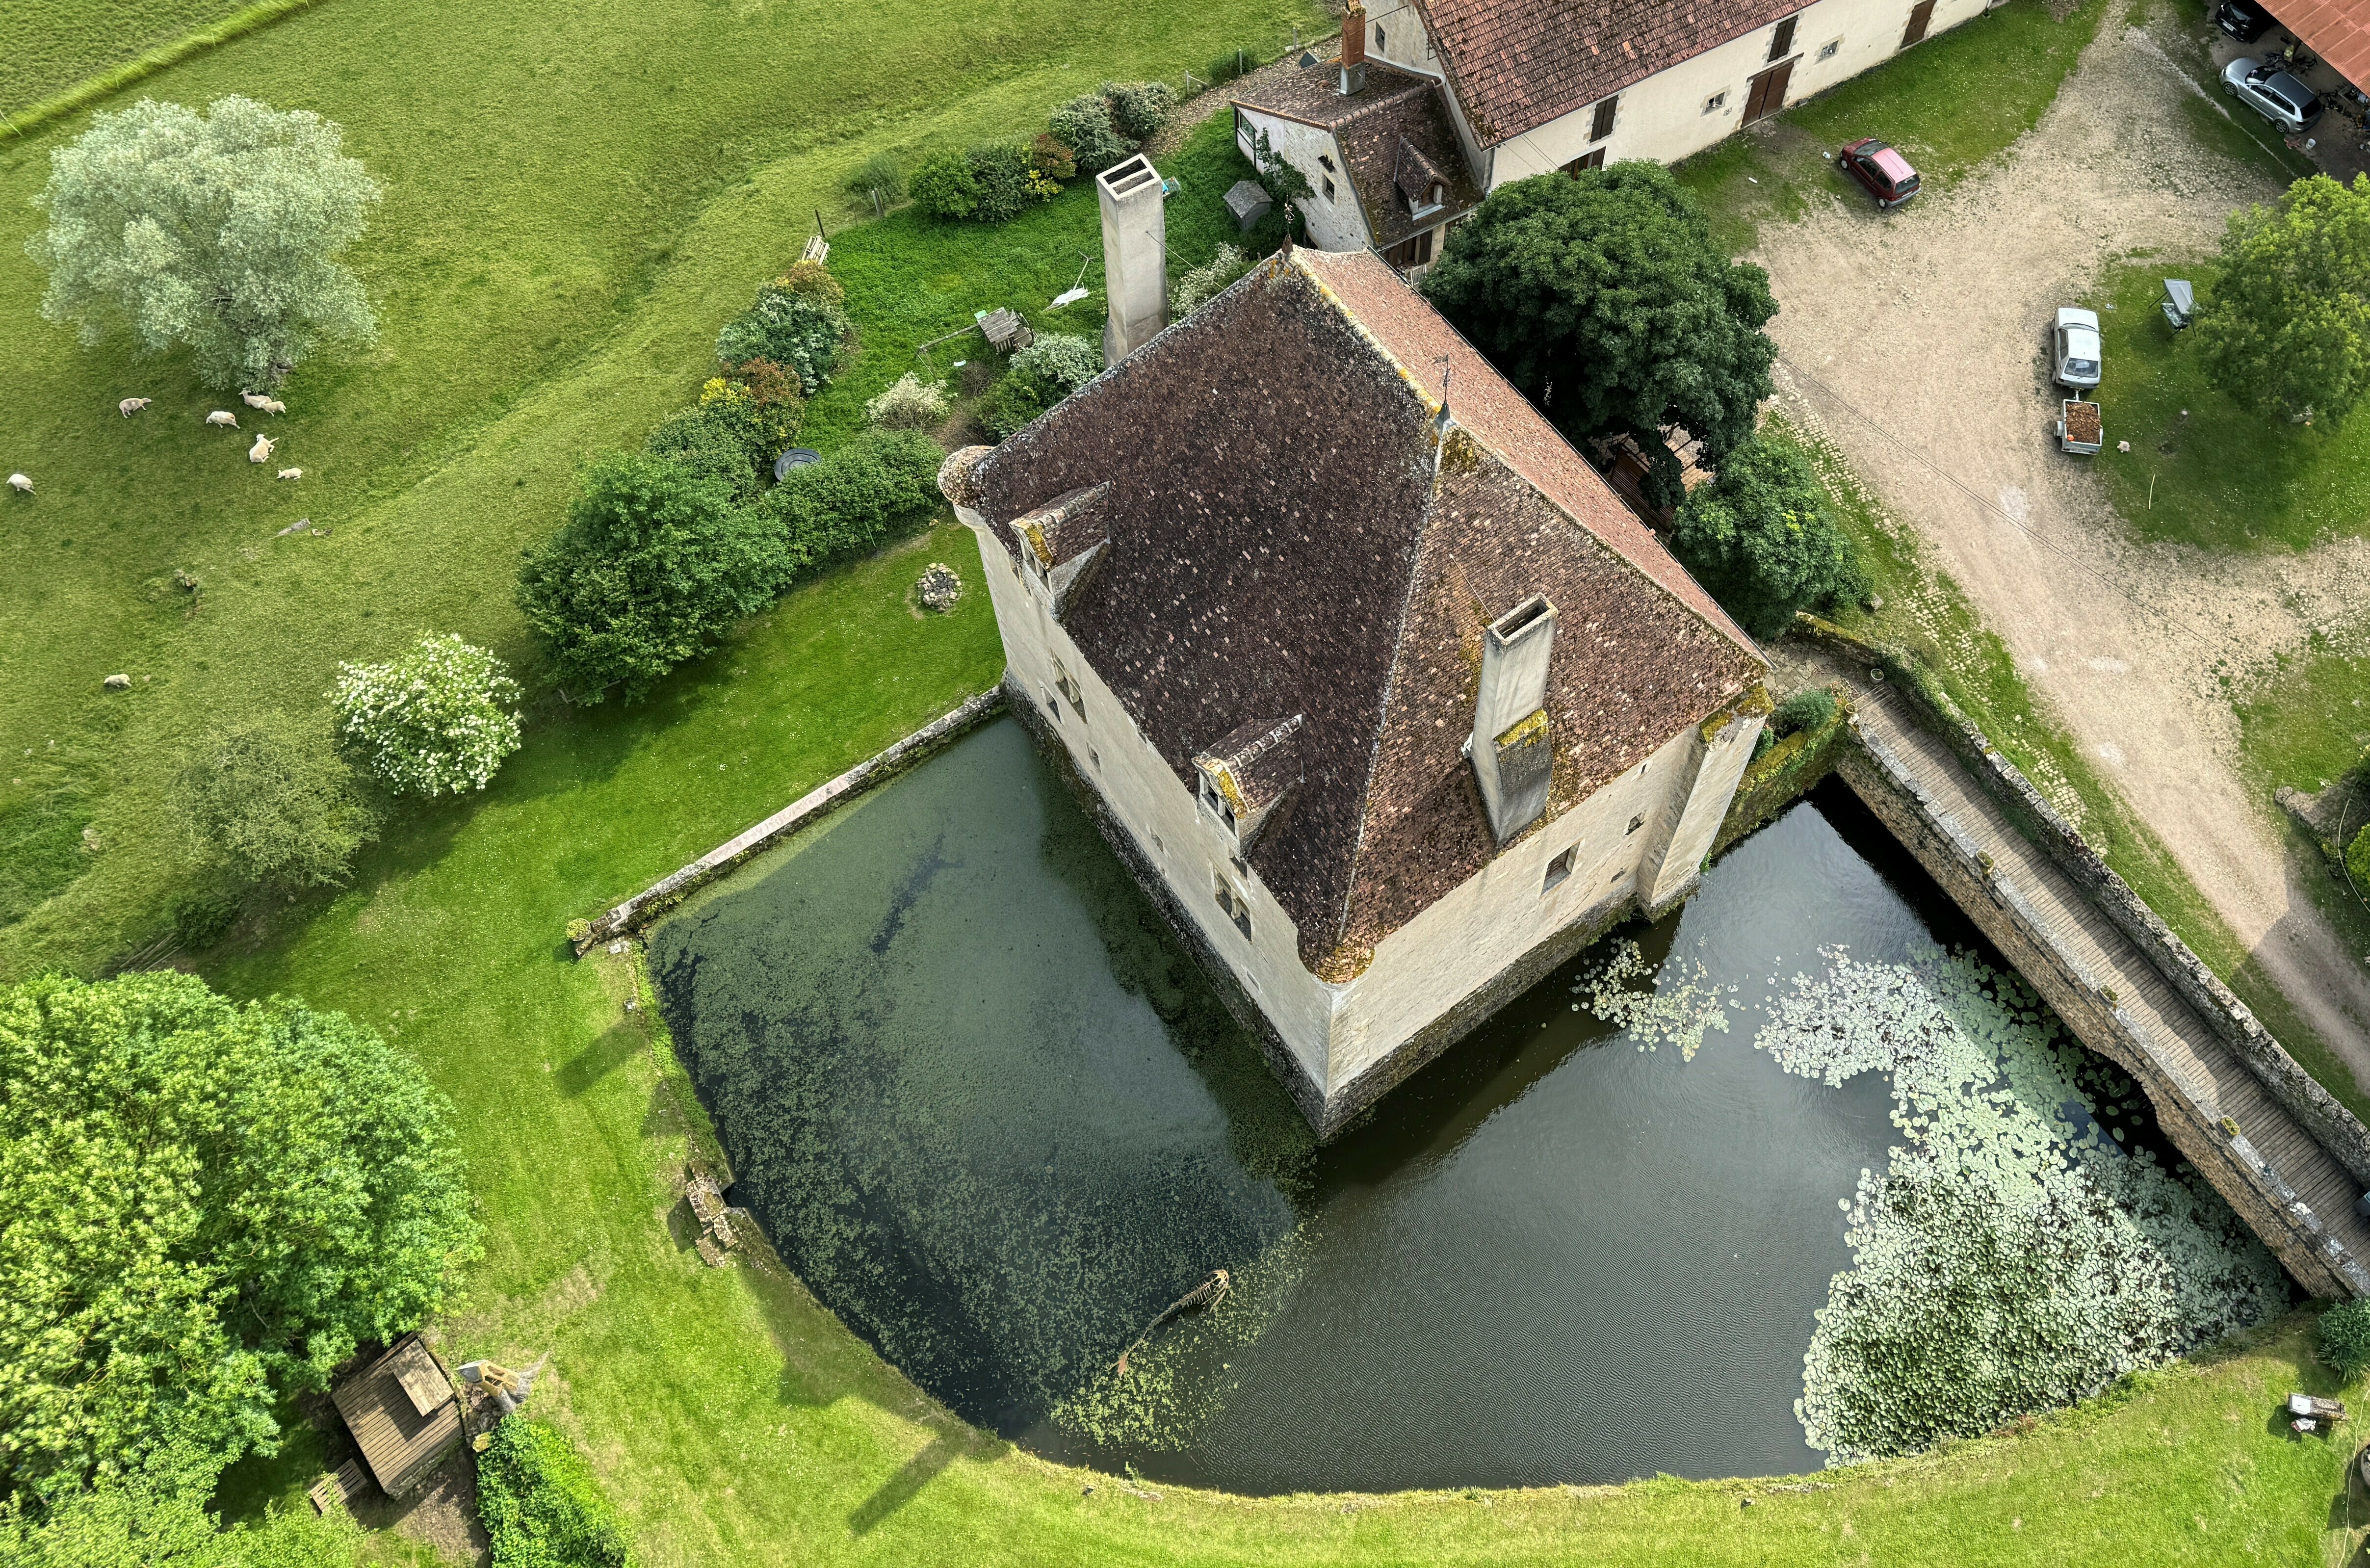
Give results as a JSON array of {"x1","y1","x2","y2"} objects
[
  {"x1": 1096, "y1": 154, "x2": 1168, "y2": 366},
  {"x1": 1469, "y1": 596, "x2": 1557, "y2": 842},
  {"x1": 1340, "y1": 0, "x2": 1368, "y2": 94}
]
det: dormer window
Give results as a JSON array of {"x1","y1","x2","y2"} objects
[
  {"x1": 1408, "y1": 180, "x2": 1444, "y2": 221},
  {"x1": 1192, "y1": 714, "x2": 1306, "y2": 851},
  {"x1": 1199, "y1": 772, "x2": 1238, "y2": 832}
]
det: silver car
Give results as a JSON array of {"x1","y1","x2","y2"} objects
[
  {"x1": 2052, "y1": 307, "x2": 2102, "y2": 390},
  {"x1": 2223, "y1": 55, "x2": 2324, "y2": 134}
]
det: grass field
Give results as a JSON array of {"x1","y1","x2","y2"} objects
[
  {"x1": 1672, "y1": 0, "x2": 2111, "y2": 254},
  {"x1": 0, "y1": 0, "x2": 248, "y2": 116},
  {"x1": 0, "y1": 0, "x2": 1312, "y2": 978},
  {"x1": 2087, "y1": 261, "x2": 2370, "y2": 551}
]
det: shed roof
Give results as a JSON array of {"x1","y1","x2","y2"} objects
[
  {"x1": 1409, "y1": 0, "x2": 1800, "y2": 146},
  {"x1": 331, "y1": 1336, "x2": 462, "y2": 1498},
  {"x1": 958, "y1": 248, "x2": 1761, "y2": 971},
  {"x1": 2279, "y1": 0, "x2": 2370, "y2": 93}
]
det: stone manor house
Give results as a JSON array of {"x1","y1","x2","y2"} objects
[
  {"x1": 938, "y1": 244, "x2": 1771, "y2": 1136},
  {"x1": 1234, "y1": 0, "x2": 1992, "y2": 275}
]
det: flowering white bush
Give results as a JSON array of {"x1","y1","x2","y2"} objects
[
  {"x1": 865, "y1": 372, "x2": 950, "y2": 431},
  {"x1": 334, "y1": 633, "x2": 522, "y2": 797}
]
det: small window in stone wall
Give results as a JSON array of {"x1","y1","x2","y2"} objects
[
  {"x1": 1626, "y1": 814, "x2": 1645, "y2": 835},
  {"x1": 1543, "y1": 846, "x2": 1577, "y2": 892},
  {"x1": 1376, "y1": 24, "x2": 1386, "y2": 52},
  {"x1": 1089, "y1": 748, "x2": 1101, "y2": 770},
  {"x1": 1213, "y1": 875, "x2": 1253, "y2": 940},
  {"x1": 1323, "y1": 175, "x2": 1336, "y2": 202},
  {"x1": 1044, "y1": 688, "x2": 1062, "y2": 720},
  {"x1": 1704, "y1": 90, "x2": 1728, "y2": 114},
  {"x1": 1819, "y1": 37, "x2": 1842, "y2": 60}
]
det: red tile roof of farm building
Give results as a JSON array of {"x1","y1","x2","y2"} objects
[
  {"x1": 2279, "y1": 0, "x2": 2370, "y2": 92},
  {"x1": 953, "y1": 248, "x2": 1761, "y2": 971},
  {"x1": 1409, "y1": 0, "x2": 1801, "y2": 145}
]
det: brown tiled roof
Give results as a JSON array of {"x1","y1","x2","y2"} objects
[
  {"x1": 331, "y1": 1336, "x2": 461, "y2": 1499},
  {"x1": 1412, "y1": 0, "x2": 1801, "y2": 146},
  {"x1": 2281, "y1": 0, "x2": 2370, "y2": 93},
  {"x1": 1234, "y1": 61, "x2": 1485, "y2": 250},
  {"x1": 965, "y1": 249, "x2": 1761, "y2": 969}
]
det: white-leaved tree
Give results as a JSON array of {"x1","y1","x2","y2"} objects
[
  {"x1": 334, "y1": 634, "x2": 523, "y2": 798},
  {"x1": 26, "y1": 96, "x2": 383, "y2": 390}
]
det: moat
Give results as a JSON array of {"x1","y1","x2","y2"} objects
[{"x1": 651, "y1": 717, "x2": 2279, "y2": 1492}]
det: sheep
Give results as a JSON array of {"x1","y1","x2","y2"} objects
[
  {"x1": 277, "y1": 467, "x2": 302, "y2": 481},
  {"x1": 205, "y1": 410, "x2": 238, "y2": 428},
  {"x1": 118, "y1": 397, "x2": 151, "y2": 417},
  {"x1": 260, "y1": 399, "x2": 286, "y2": 416},
  {"x1": 248, "y1": 435, "x2": 276, "y2": 464},
  {"x1": 7, "y1": 473, "x2": 29, "y2": 494},
  {"x1": 240, "y1": 392, "x2": 270, "y2": 410}
]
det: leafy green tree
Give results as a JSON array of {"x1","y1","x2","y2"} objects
[
  {"x1": 979, "y1": 333, "x2": 1103, "y2": 438},
  {"x1": 0, "y1": 971, "x2": 477, "y2": 1504},
  {"x1": 1422, "y1": 163, "x2": 1777, "y2": 507},
  {"x1": 332, "y1": 633, "x2": 523, "y2": 798},
  {"x1": 1048, "y1": 95, "x2": 1132, "y2": 174},
  {"x1": 175, "y1": 711, "x2": 379, "y2": 891},
  {"x1": 516, "y1": 452, "x2": 786, "y2": 703},
  {"x1": 908, "y1": 149, "x2": 981, "y2": 220},
  {"x1": 1099, "y1": 80, "x2": 1177, "y2": 142},
  {"x1": 712, "y1": 282, "x2": 846, "y2": 395},
  {"x1": 475, "y1": 1418, "x2": 634, "y2": 1568},
  {"x1": 765, "y1": 429, "x2": 946, "y2": 568},
  {"x1": 2194, "y1": 173, "x2": 2370, "y2": 425},
  {"x1": 1667, "y1": 431, "x2": 1868, "y2": 638},
  {"x1": 26, "y1": 97, "x2": 381, "y2": 389},
  {"x1": 1, "y1": 1485, "x2": 361, "y2": 1568}
]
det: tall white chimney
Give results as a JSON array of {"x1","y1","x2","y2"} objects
[
  {"x1": 1097, "y1": 154, "x2": 1168, "y2": 365},
  {"x1": 1470, "y1": 595, "x2": 1558, "y2": 842}
]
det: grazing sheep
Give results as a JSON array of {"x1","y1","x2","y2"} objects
[
  {"x1": 205, "y1": 410, "x2": 238, "y2": 428},
  {"x1": 240, "y1": 392, "x2": 270, "y2": 409},
  {"x1": 260, "y1": 399, "x2": 286, "y2": 416},
  {"x1": 7, "y1": 474, "x2": 29, "y2": 494},
  {"x1": 118, "y1": 397, "x2": 151, "y2": 417},
  {"x1": 248, "y1": 435, "x2": 276, "y2": 464},
  {"x1": 277, "y1": 467, "x2": 302, "y2": 481}
]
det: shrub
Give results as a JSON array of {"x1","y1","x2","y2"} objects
[
  {"x1": 909, "y1": 148, "x2": 980, "y2": 219},
  {"x1": 777, "y1": 258, "x2": 843, "y2": 306},
  {"x1": 333, "y1": 634, "x2": 523, "y2": 799},
  {"x1": 765, "y1": 428, "x2": 947, "y2": 569},
  {"x1": 967, "y1": 141, "x2": 1042, "y2": 224},
  {"x1": 1049, "y1": 94, "x2": 1132, "y2": 174},
  {"x1": 176, "y1": 710, "x2": 379, "y2": 890},
  {"x1": 1172, "y1": 243, "x2": 1250, "y2": 316},
  {"x1": 980, "y1": 332, "x2": 1103, "y2": 439},
  {"x1": 1030, "y1": 132, "x2": 1077, "y2": 182},
  {"x1": 644, "y1": 400, "x2": 768, "y2": 501},
  {"x1": 2194, "y1": 173, "x2": 2370, "y2": 426},
  {"x1": 1, "y1": 1483, "x2": 364, "y2": 1566},
  {"x1": 0, "y1": 969, "x2": 477, "y2": 1502},
  {"x1": 844, "y1": 151, "x2": 905, "y2": 206},
  {"x1": 517, "y1": 452, "x2": 788, "y2": 703},
  {"x1": 1769, "y1": 687, "x2": 1838, "y2": 739},
  {"x1": 865, "y1": 372, "x2": 951, "y2": 431},
  {"x1": 2322, "y1": 1299, "x2": 2370, "y2": 1378},
  {"x1": 713, "y1": 283, "x2": 847, "y2": 394},
  {"x1": 703, "y1": 374, "x2": 797, "y2": 451},
  {"x1": 475, "y1": 1417, "x2": 634, "y2": 1568},
  {"x1": 1667, "y1": 432, "x2": 1869, "y2": 638},
  {"x1": 1101, "y1": 79, "x2": 1178, "y2": 141},
  {"x1": 2350, "y1": 822, "x2": 2370, "y2": 889}
]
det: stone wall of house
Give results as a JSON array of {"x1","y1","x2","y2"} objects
[{"x1": 1231, "y1": 108, "x2": 1371, "y2": 250}]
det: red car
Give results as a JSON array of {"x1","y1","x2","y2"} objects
[{"x1": 1838, "y1": 138, "x2": 1920, "y2": 209}]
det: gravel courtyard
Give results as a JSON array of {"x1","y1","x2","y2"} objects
[{"x1": 1753, "y1": 12, "x2": 2370, "y2": 1082}]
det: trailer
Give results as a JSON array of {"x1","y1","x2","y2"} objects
[{"x1": 2056, "y1": 397, "x2": 2102, "y2": 455}]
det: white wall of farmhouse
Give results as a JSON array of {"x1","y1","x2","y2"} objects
[
  {"x1": 1233, "y1": 108, "x2": 1372, "y2": 251},
  {"x1": 960, "y1": 507, "x2": 1766, "y2": 1123}
]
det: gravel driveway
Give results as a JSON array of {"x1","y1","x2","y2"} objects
[{"x1": 1754, "y1": 13, "x2": 2370, "y2": 1084}]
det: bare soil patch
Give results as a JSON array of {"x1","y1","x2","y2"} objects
[{"x1": 1754, "y1": 16, "x2": 2370, "y2": 1084}]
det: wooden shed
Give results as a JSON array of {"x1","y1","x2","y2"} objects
[{"x1": 330, "y1": 1335, "x2": 463, "y2": 1498}]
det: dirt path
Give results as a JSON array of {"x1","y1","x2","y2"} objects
[{"x1": 1753, "y1": 14, "x2": 2370, "y2": 1087}]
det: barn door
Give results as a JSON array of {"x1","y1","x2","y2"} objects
[
  {"x1": 1901, "y1": 0, "x2": 1936, "y2": 47},
  {"x1": 1743, "y1": 59, "x2": 1794, "y2": 123}
]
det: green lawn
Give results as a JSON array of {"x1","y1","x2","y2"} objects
[
  {"x1": 0, "y1": 0, "x2": 1315, "y2": 980},
  {"x1": 2085, "y1": 261, "x2": 2370, "y2": 551},
  {"x1": 1672, "y1": 0, "x2": 2111, "y2": 254},
  {"x1": 0, "y1": 0, "x2": 247, "y2": 117},
  {"x1": 189, "y1": 502, "x2": 2364, "y2": 1567}
]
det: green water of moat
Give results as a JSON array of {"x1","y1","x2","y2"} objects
[{"x1": 650, "y1": 717, "x2": 2282, "y2": 1492}]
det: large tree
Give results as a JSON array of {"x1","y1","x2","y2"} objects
[
  {"x1": 1667, "y1": 430, "x2": 1868, "y2": 638},
  {"x1": 174, "y1": 711, "x2": 379, "y2": 892},
  {"x1": 1421, "y1": 162, "x2": 1778, "y2": 507},
  {"x1": 0, "y1": 972, "x2": 477, "y2": 1504},
  {"x1": 26, "y1": 97, "x2": 382, "y2": 390},
  {"x1": 2194, "y1": 172, "x2": 2370, "y2": 426}
]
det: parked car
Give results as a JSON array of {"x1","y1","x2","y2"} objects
[
  {"x1": 2223, "y1": 55, "x2": 2324, "y2": 133},
  {"x1": 1837, "y1": 138, "x2": 1920, "y2": 209},
  {"x1": 2214, "y1": 0, "x2": 2273, "y2": 42},
  {"x1": 2052, "y1": 307, "x2": 2102, "y2": 389}
]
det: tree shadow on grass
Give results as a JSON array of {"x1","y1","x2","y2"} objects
[
  {"x1": 556, "y1": 1019, "x2": 642, "y2": 1097},
  {"x1": 845, "y1": 1428, "x2": 967, "y2": 1535}
]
